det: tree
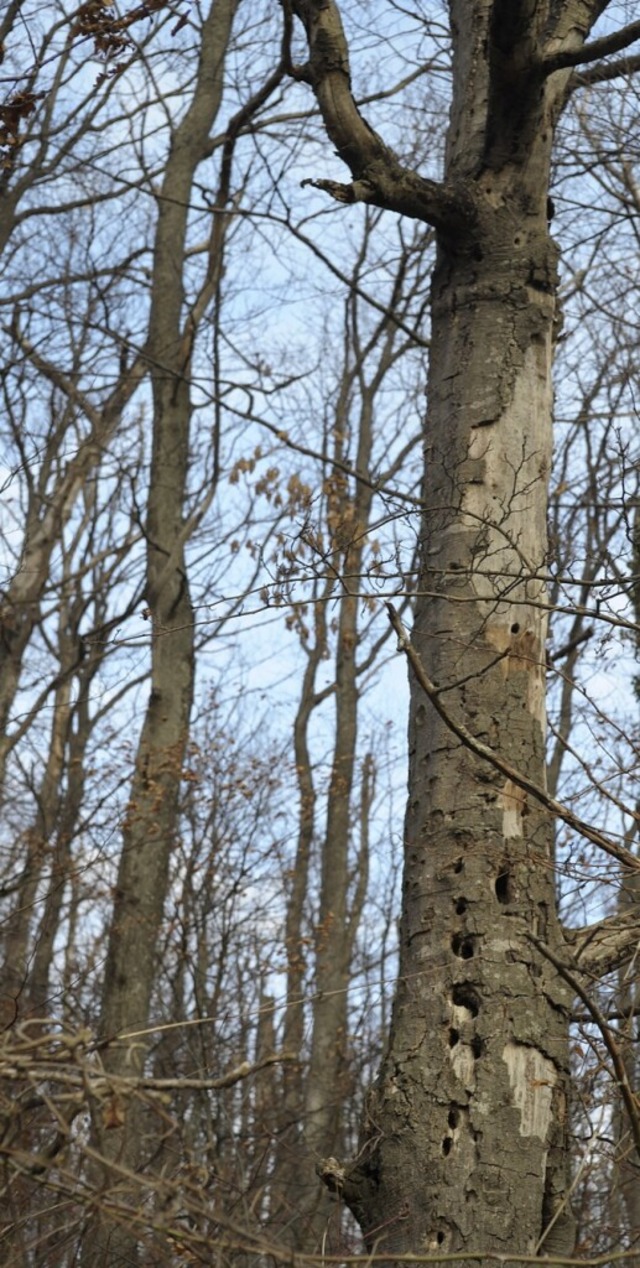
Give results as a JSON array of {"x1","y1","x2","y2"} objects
[{"x1": 289, "y1": 0, "x2": 640, "y2": 1258}]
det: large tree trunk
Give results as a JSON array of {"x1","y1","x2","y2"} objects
[
  {"x1": 348, "y1": 214, "x2": 575, "y2": 1256},
  {"x1": 292, "y1": 0, "x2": 607, "y2": 1257}
]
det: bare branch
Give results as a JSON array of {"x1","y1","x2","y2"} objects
[
  {"x1": 289, "y1": 0, "x2": 473, "y2": 231},
  {"x1": 386, "y1": 603, "x2": 640, "y2": 875},
  {"x1": 541, "y1": 19, "x2": 640, "y2": 74},
  {"x1": 564, "y1": 909, "x2": 640, "y2": 978},
  {"x1": 529, "y1": 934, "x2": 640, "y2": 1161},
  {"x1": 568, "y1": 51, "x2": 640, "y2": 91}
]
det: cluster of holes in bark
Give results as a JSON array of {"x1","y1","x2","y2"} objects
[
  {"x1": 447, "y1": 976, "x2": 482, "y2": 1101},
  {"x1": 448, "y1": 873, "x2": 484, "y2": 1085},
  {"x1": 449, "y1": 1032, "x2": 483, "y2": 1059},
  {"x1": 442, "y1": 1106, "x2": 462, "y2": 1157},
  {"x1": 451, "y1": 983, "x2": 479, "y2": 1015}
]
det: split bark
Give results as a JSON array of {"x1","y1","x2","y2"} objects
[{"x1": 291, "y1": 0, "x2": 626, "y2": 1257}]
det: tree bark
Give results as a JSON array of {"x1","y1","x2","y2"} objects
[
  {"x1": 348, "y1": 201, "x2": 575, "y2": 1261},
  {"x1": 81, "y1": 3, "x2": 239, "y2": 1262},
  {"x1": 292, "y1": 0, "x2": 613, "y2": 1257}
]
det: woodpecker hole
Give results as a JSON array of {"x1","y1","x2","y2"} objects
[
  {"x1": 448, "y1": 1108, "x2": 459, "y2": 1130},
  {"x1": 455, "y1": 897, "x2": 468, "y2": 915},
  {"x1": 451, "y1": 984, "x2": 480, "y2": 1016},
  {"x1": 452, "y1": 932, "x2": 474, "y2": 959},
  {"x1": 442, "y1": 1136, "x2": 452, "y2": 1156},
  {"x1": 448, "y1": 1028, "x2": 459, "y2": 1048},
  {"x1": 495, "y1": 869, "x2": 511, "y2": 903},
  {"x1": 453, "y1": 858, "x2": 464, "y2": 874}
]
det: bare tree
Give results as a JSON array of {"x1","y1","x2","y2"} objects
[
  {"x1": 291, "y1": 0, "x2": 640, "y2": 1258},
  {"x1": 267, "y1": 212, "x2": 426, "y2": 1248}
]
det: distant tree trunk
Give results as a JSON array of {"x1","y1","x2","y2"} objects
[
  {"x1": 0, "y1": 364, "x2": 143, "y2": 800},
  {"x1": 612, "y1": 505, "x2": 640, "y2": 1252},
  {"x1": 613, "y1": 856, "x2": 640, "y2": 1255},
  {"x1": 272, "y1": 286, "x2": 410, "y2": 1246},
  {"x1": 301, "y1": 471, "x2": 372, "y2": 1232},
  {"x1": 81, "y1": 3, "x2": 239, "y2": 1262},
  {"x1": 0, "y1": 670, "x2": 71, "y2": 1028}
]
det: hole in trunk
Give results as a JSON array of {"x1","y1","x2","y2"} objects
[
  {"x1": 471, "y1": 1036, "x2": 483, "y2": 1059},
  {"x1": 448, "y1": 1028, "x2": 459, "y2": 1048},
  {"x1": 451, "y1": 983, "x2": 480, "y2": 1016},
  {"x1": 442, "y1": 1136, "x2": 452, "y2": 1156},
  {"x1": 453, "y1": 858, "x2": 464, "y2": 873},
  {"x1": 451, "y1": 932, "x2": 474, "y2": 959},
  {"x1": 495, "y1": 870, "x2": 511, "y2": 903},
  {"x1": 455, "y1": 897, "x2": 468, "y2": 915},
  {"x1": 448, "y1": 1108, "x2": 459, "y2": 1129}
]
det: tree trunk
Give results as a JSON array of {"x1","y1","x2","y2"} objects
[
  {"x1": 346, "y1": 208, "x2": 575, "y2": 1256},
  {"x1": 81, "y1": 3, "x2": 239, "y2": 1261},
  {"x1": 292, "y1": 1, "x2": 603, "y2": 1257}
]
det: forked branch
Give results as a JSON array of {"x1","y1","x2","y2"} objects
[{"x1": 288, "y1": 0, "x2": 473, "y2": 231}]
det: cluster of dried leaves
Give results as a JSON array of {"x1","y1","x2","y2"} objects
[
  {"x1": 0, "y1": 0, "x2": 187, "y2": 167},
  {"x1": 0, "y1": 89, "x2": 42, "y2": 168}
]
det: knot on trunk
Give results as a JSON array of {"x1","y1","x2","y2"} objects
[{"x1": 316, "y1": 1151, "x2": 380, "y2": 1233}]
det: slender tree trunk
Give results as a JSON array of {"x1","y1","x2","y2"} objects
[
  {"x1": 270, "y1": 626, "x2": 325, "y2": 1235},
  {"x1": 0, "y1": 672, "x2": 71, "y2": 1028},
  {"x1": 275, "y1": 261, "x2": 421, "y2": 1245},
  {"x1": 0, "y1": 352, "x2": 144, "y2": 800},
  {"x1": 613, "y1": 505, "x2": 640, "y2": 1253},
  {"x1": 283, "y1": 363, "x2": 382, "y2": 1245},
  {"x1": 613, "y1": 859, "x2": 640, "y2": 1257},
  {"x1": 81, "y1": 4, "x2": 239, "y2": 1262}
]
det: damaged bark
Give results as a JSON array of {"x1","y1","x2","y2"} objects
[
  {"x1": 350, "y1": 183, "x2": 575, "y2": 1258},
  {"x1": 290, "y1": 0, "x2": 633, "y2": 1259}
]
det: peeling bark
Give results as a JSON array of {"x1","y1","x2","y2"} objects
[{"x1": 292, "y1": 0, "x2": 614, "y2": 1258}]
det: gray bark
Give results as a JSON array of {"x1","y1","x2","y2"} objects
[
  {"x1": 81, "y1": 3, "x2": 239, "y2": 1262},
  {"x1": 351, "y1": 201, "x2": 574, "y2": 1259},
  {"x1": 293, "y1": 0, "x2": 618, "y2": 1257}
]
